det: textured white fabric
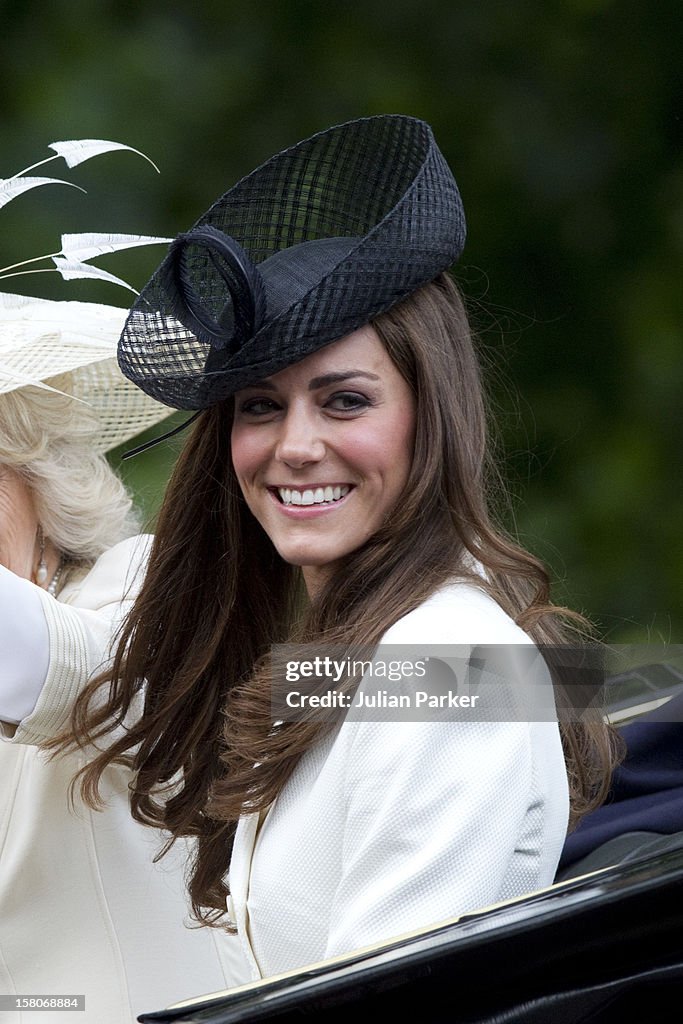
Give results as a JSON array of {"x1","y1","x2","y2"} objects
[
  {"x1": 0, "y1": 536, "x2": 251, "y2": 1024},
  {"x1": 231, "y1": 582, "x2": 570, "y2": 979},
  {"x1": 0, "y1": 565, "x2": 50, "y2": 723}
]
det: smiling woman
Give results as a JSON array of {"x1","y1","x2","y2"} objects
[
  {"x1": 231, "y1": 325, "x2": 415, "y2": 592},
  {"x1": 58, "y1": 115, "x2": 620, "y2": 992}
]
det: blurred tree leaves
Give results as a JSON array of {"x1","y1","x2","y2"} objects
[{"x1": 1, "y1": 0, "x2": 681, "y2": 642}]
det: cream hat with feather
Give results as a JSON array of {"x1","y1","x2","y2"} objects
[
  {"x1": 0, "y1": 137, "x2": 173, "y2": 452},
  {"x1": 0, "y1": 291, "x2": 172, "y2": 453}
]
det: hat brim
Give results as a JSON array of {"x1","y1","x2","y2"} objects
[{"x1": 0, "y1": 292, "x2": 173, "y2": 452}]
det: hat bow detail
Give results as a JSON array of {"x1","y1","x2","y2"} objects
[{"x1": 161, "y1": 226, "x2": 267, "y2": 366}]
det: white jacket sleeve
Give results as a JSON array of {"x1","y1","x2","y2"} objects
[
  {"x1": 0, "y1": 565, "x2": 50, "y2": 725},
  {"x1": 2, "y1": 534, "x2": 152, "y2": 746}
]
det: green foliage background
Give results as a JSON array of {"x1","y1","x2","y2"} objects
[{"x1": 2, "y1": 0, "x2": 681, "y2": 643}]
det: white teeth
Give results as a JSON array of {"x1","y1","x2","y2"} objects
[{"x1": 277, "y1": 485, "x2": 350, "y2": 506}]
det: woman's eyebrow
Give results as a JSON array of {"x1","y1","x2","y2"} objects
[
  {"x1": 239, "y1": 379, "x2": 276, "y2": 391},
  {"x1": 308, "y1": 370, "x2": 380, "y2": 390},
  {"x1": 239, "y1": 370, "x2": 380, "y2": 392}
]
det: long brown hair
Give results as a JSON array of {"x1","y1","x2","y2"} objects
[{"x1": 55, "y1": 271, "x2": 620, "y2": 926}]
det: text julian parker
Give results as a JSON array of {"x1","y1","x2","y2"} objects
[{"x1": 284, "y1": 690, "x2": 481, "y2": 709}]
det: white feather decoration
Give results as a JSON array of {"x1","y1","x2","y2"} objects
[
  {"x1": 0, "y1": 176, "x2": 84, "y2": 210},
  {"x1": 60, "y1": 232, "x2": 172, "y2": 262},
  {"x1": 48, "y1": 139, "x2": 161, "y2": 173},
  {"x1": 52, "y1": 257, "x2": 139, "y2": 294},
  {"x1": 2, "y1": 138, "x2": 164, "y2": 295}
]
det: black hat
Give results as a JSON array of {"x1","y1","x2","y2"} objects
[{"x1": 118, "y1": 114, "x2": 466, "y2": 411}]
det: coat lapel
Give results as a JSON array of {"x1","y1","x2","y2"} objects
[{"x1": 229, "y1": 811, "x2": 262, "y2": 979}]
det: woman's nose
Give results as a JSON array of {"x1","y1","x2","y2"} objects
[{"x1": 274, "y1": 405, "x2": 325, "y2": 467}]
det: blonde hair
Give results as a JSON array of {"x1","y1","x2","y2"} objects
[{"x1": 0, "y1": 380, "x2": 141, "y2": 562}]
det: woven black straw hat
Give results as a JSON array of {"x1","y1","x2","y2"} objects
[{"x1": 118, "y1": 114, "x2": 466, "y2": 411}]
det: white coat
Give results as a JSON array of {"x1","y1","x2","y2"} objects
[
  {"x1": 0, "y1": 536, "x2": 250, "y2": 1024},
  {"x1": 229, "y1": 582, "x2": 570, "y2": 979}
]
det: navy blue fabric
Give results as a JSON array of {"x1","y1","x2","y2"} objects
[{"x1": 559, "y1": 690, "x2": 683, "y2": 869}]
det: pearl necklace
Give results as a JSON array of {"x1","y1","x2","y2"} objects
[
  {"x1": 46, "y1": 557, "x2": 66, "y2": 597},
  {"x1": 34, "y1": 526, "x2": 67, "y2": 597}
]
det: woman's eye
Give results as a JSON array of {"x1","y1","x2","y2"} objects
[
  {"x1": 239, "y1": 398, "x2": 280, "y2": 416},
  {"x1": 327, "y1": 392, "x2": 371, "y2": 412}
]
